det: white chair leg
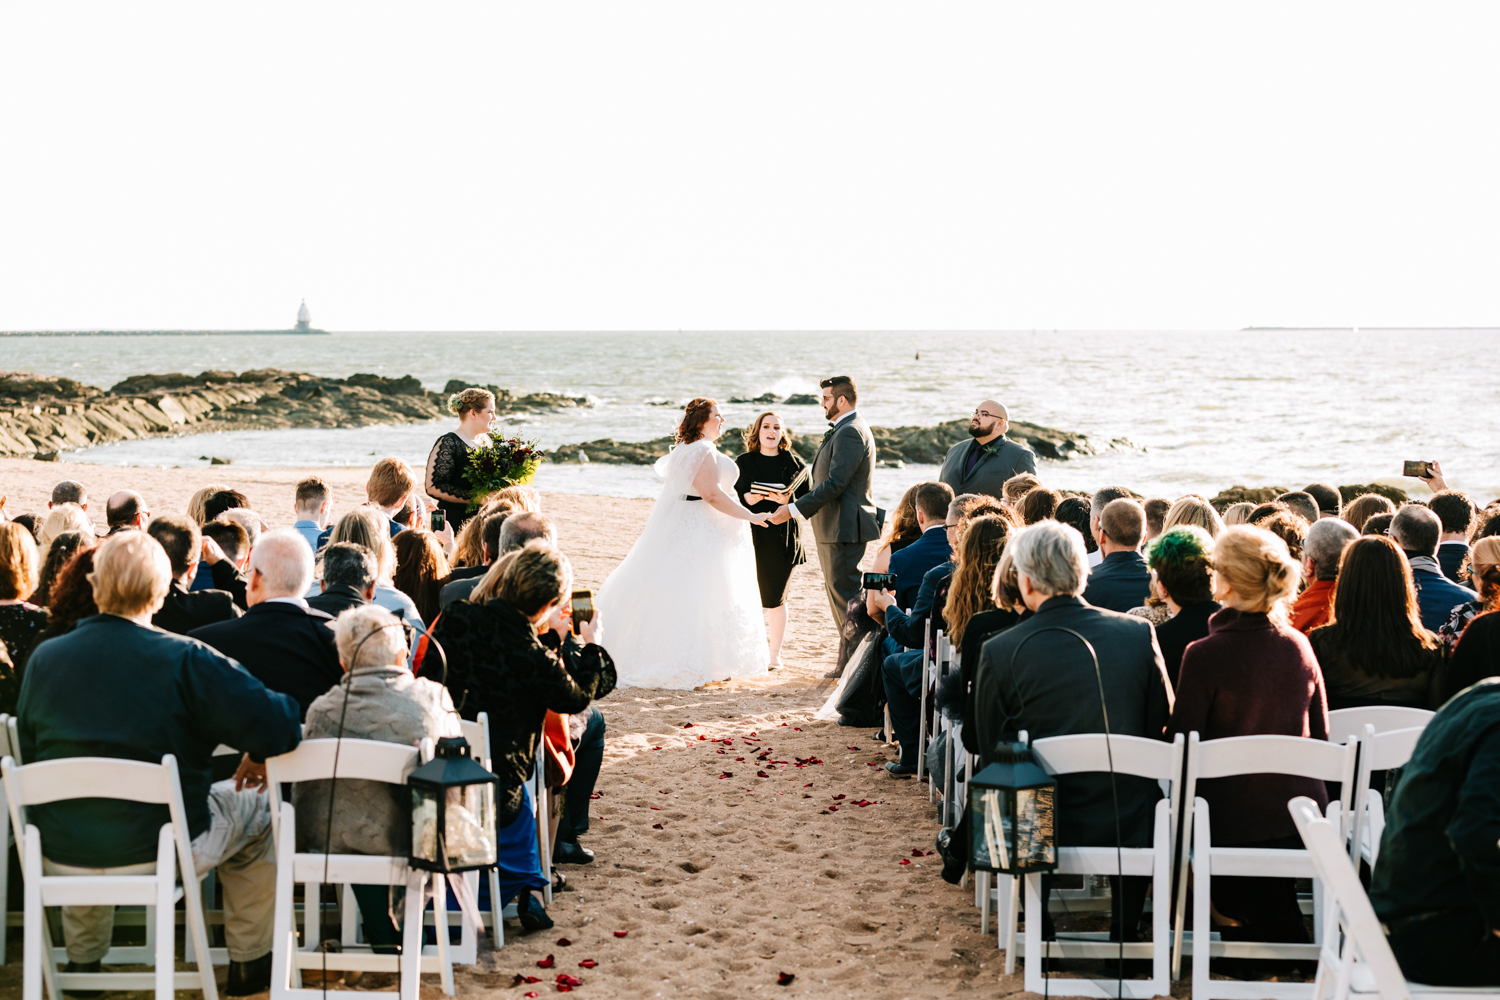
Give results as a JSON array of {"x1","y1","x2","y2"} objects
[
  {"x1": 270, "y1": 808, "x2": 297, "y2": 1000},
  {"x1": 433, "y1": 876, "x2": 454, "y2": 996},
  {"x1": 155, "y1": 828, "x2": 175, "y2": 1000},
  {"x1": 0, "y1": 788, "x2": 9, "y2": 967},
  {"x1": 978, "y1": 870, "x2": 990, "y2": 934},
  {"x1": 1003, "y1": 876, "x2": 1021, "y2": 977},
  {"x1": 341, "y1": 885, "x2": 358, "y2": 945},
  {"x1": 1022, "y1": 873, "x2": 1042, "y2": 992},
  {"x1": 1192, "y1": 800, "x2": 1212, "y2": 1000},
  {"x1": 399, "y1": 872, "x2": 424, "y2": 1000},
  {"x1": 23, "y1": 832, "x2": 41, "y2": 1000},
  {"x1": 488, "y1": 869, "x2": 503, "y2": 948}
]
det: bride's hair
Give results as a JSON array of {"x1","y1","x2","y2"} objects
[
  {"x1": 676, "y1": 398, "x2": 718, "y2": 444},
  {"x1": 743, "y1": 411, "x2": 794, "y2": 454}
]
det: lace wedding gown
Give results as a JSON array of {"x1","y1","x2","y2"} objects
[{"x1": 596, "y1": 439, "x2": 770, "y2": 689}]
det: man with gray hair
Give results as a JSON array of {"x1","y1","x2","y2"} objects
[
  {"x1": 1291, "y1": 518, "x2": 1358, "y2": 633},
  {"x1": 1087, "y1": 486, "x2": 1135, "y2": 568},
  {"x1": 1391, "y1": 504, "x2": 1477, "y2": 632},
  {"x1": 191, "y1": 529, "x2": 342, "y2": 718},
  {"x1": 973, "y1": 520, "x2": 1172, "y2": 946},
  {"x1": 440, "y1": 511, "x2": 557, "y2": 609},
  {"x1": 308, "y1": 542, "x2": 378, "y2": 619},
  {"x1": 49, "y1": 479, "x2": 88, "y2": 511},
  {"x1": 937, "y1": 399, "x2": 1037, "y2": 500}
]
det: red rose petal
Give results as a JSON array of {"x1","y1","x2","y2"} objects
[
  {"x1": 578, "y1": 960, "x2": 598, "y2": 969},
  {"x1": 556, "y1": 974, "x2": 583, "y2": 986},
  {"x1": 557, "y1": 937, "x2": 572, "y2": 946},
  {"x1": 899, "y1": 858, "x2": 911, "y2": 865},
  {"x1": 537, "y1": 954, "x2": 556, "y2": 968},
  {"x1": 749, "y1": 732, "x2": 757, "y2": 737},
  {"x1": 525, "y1": 993, "x2": 540, "y2": 998},
  {"x1": 828, "y1": 805, "x2": 838, "y2": 811},
  {"x1": 523, "y1": 976, "x2": 542, "y2": 983},
  {"x1": 651, "y1": 746, "x2": 662, "y2": 750},
  {"x1": 778, "y1": 971, "x2": 796, "y2": 985},
  {"x1": 779, "y1": 722, "x2": 788, "y2": 727},
  {"x1": 556, "y1": 988, "x2": 572, "y2": 994},
  {"x1": 757, "y1": 771, "x2": 769, "y2": 778},
  {"x1": 683, "y1": 723, "x2": 695, "y2": 728},
  {"x1": 735, "y1": 757, "x2": 745, "y2": 762},
  {"x1": 857, "y1": 800, "x2": 873, "y2": 807},
  {"x1": 650, "y1": 806, "x2": 661, "y2": 810},
  {"x1": 652, "y1": 823, "x2": 664, "y2": 829},
  {"x1": 614, "y1": 930, "x2": 628, "y2": 938},
  {"x1": 867, "y1": 762, "x2": 879, "y2": 767},
  {"x1": 794, "y1": 727, "x2": 802, "y2": 731},
  {"x1": 589, "y1": 791, "x2": 604, "y2": 800},
  {"x1": 847, "y1": 746, "x2": 861, "y2": 751},
  {"x1": 697, "y1": 734, "x2": 706, "y2": 740},
  {"x1": 719, "y1": 771, "x2": 733, "y2": 779},
  {"x1": 832, "y1": 794, "x2": 845, "y2": 800}
]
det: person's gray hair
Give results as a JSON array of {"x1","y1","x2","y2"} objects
[
  {"x1": 217, "y1": 508, "x2": 262, "y2": 549},
  {"x1": 1390, "y1": 504, "x2": 1442, "y2": 557},
  {"x1": 320, "y1": 542, "x2": 377, "y2": 592},
  {"x1": 1304, "y1": 518, "x2": 1358, "y2": 580},
  {"x1": 335, "y1": 604, "x2": 407, "y2": 671},
  {"x1": 51, "y1": 480, "x2": 87, "y2": 507},
  {"x1": 1009, "y1": 520, "x2": 1089, "y2": 598},
  {"x1": 247, "y1": 528, "x2": 314, "y2": 598},
  {"x1": 499, "y1": 511, "x2": 557, "y2": 553},
  {"x1": 1090, "y1": 486, "x2": 1133, "y2": 521}
]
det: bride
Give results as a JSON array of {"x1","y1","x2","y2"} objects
[{"x1": 596, "y1": 398, "x2": 774, "y2": 689}]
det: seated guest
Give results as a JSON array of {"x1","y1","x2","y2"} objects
[
  {"x1": 307, "y1": 542, "x2": 377, "y2": 619},
  {"x1": 186, "y1": 483, "x2": 231, "y2": 525},
  {"x1": 320, "y1": 508, "x2": 423, "y2": 629},
  {"x1": 393, "y1": 529, "x2": 450, "y2": 625},
  {"x1": 1275, "y1": 491, "x2": 1320, "y2": 527},
  {"x1": 424, "y1": 542, "x2": 616, "y2": 930},
  {"x1": 1053, "y1": 496, "x2": 1098, "y2": 560},
  {"x1": 202, "y1": 489, "x2": 251, "y2": 525},
  {"x1": 18, "y1": 531, "x2": 301, "y2": 995},
  {"x1": 1086, "y1": 486, "x2": 1134, "y2": 568},
  {"x1": 197, "y1": 518, "x2": 251, "y2": 605},
  {"x1": 938, "y1": 400, "x2": 1036, "y2": 499},
  {"x1": 1369, "y1": 678, "x2": 1500, "y2": 986},
  {"x1": 49, "y1": 479, "x2": 88, "y2": 512},
  {"x1": 1363, "y1": 512, "x2": 1395, "y2": 536},
  {"x1": 1441, "y1": 539, "x2": 1500, "y2": 696},
  {"x1": 887, "y1": 482, "x2": 955, "y2": 610},
  {"x1": 1392, "y1": 504, "x2": 1478, "y2": 632},
  {"x1": 1303, "y1": 482, "x2": 1343, "y2": 520},
  {"x1": 148, "y1": 514, "x2": 241, "y2": 634},
  {"x1": 1142, "y1": 497, "x2": 1171, "y2": 544},
  {"x1": 1259, "y1": 509, "x2": 1309, "y2": 563},
  {"x1": 1291, "y1": 517, "x2": 1358, "y2": 633},
  {"x1": 218, "y1": 508, "x2": 265, "y2": 550},
  {"x1": 1082, "y1": 498, "x2": 1152, "y2": 613},
  {"x1": 1001, "y1": 473, "x2": 1042, "y2": 507},
  {"x1": 1171, "y1": 525, "x2": 1328, "y2": 952},
  {"x1": 1309, "y1": 536, "x2": 1443, "y2": 710},
  {"x1": 10, "y1": 513, "x2": 41, "y2": 541},
  {"x1": 104, "y1": 490, "x2": 150, "y2": 534},
  {"x1": 449, "y1": 498, "x2": 516, "y2": 571},
  {"x1": 1144, "y1": 526, "x2": 1220, "y2": 688},
  {"x1": 316, "y1": 457, "x2": 416, "y2": 548},
  {"x1": 941, "y1": 514, "x2": 1021, "y2": 693},
  {"x1": 862, "y1": 484, "x2": 927, "y2": 622},
  {"x1": 1247, "y1": 500, "x2": 1290, "y2": 525},
  {"x1": 972, "y1": 520, "x2": 1171, "y2": 944},
  {"x1": 1431, "y1": 489, "x2": 1478, "y2": 583},
  {"x1": 39, "y1": 503, "x2": 92, "y2": 551},
  {"x1": 1221, "y1": 501, "x2": 1256, "y2": 526},
  {"x1": 1017, "y1": 486, "x2": 1059, "y2": 525},
  {"x1": 1440, "y1": 531, "x2": 1500, "y2": 650},
  {"x1": 443, "y1": 511, "x2": 554, "y2": 610},
  {"x1": 290, "y1": 476, "x2": 332, "y2": 551},
  {"x1": 1162, "y1": 494, "x2": 1224, "y2": 538},
  {"x1": 32, "y1": 549, "x2": 99, "y2": 647},
  {"x1": 439, "y1": 511, "x2": 510, "y2": 609},
  {"x1": 190, "y1": 529, "x2": 342, "y2": 719},
  {"x1": 1344, "y1": 492, "x2": 1395, "y2": 532},
  {"x1": 296, "y1": 605, "x2": 461, "y2": 953},
  {"x1": 0, "y1": 522, "x2": 48, "y2": 703}
]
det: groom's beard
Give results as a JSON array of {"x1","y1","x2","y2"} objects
[{"x1": 969, "y1": 420, "x2": 994, "y2": 438}]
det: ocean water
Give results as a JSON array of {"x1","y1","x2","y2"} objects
[{"x1": 9, "y1": 329, "x2": 1500, "y2": 506}]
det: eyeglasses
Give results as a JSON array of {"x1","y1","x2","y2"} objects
[{"x1": 972, "y1": 409, "x2": 1003, "y2": 419}]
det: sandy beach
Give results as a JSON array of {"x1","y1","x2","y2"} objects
[{"x1": 0, "y1": 456, "x2": 1043, "y2": 1000}]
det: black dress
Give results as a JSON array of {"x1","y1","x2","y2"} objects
[
  {"x1": 427, "y1": 431, "x2": 480, "y2": 529},
  {"x1": 0, "y1": 601, "x2": 47, "y2": 712},
  {"x1": 734, "y1": 449, "x2": 810, "y2": 609}
]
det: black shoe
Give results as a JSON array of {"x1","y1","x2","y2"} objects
[
  {"x1": 515, "y1": 891, "x2": 554, "y2": 933},
  {"x1": 936, "y1": 828, "x2": 967, "y2": 885},
  {"x1": 551, "y1": 869, "x2": 569, "y2": 892},
  {"x1": 63, "y1": 961, "x2": 102, "y2": 998},
  {"x1": 554, "y1": 839, "x2": 595, "y2": 865},
  {"x1": 226, "y1": 954, "x2": 273, "y2": 996},
  {"x1": 885, "y1": 760, "x2": 916, "y2": 777},
  {"x1": 871, "y1": 730, "x2": 887, "y2": 742}
]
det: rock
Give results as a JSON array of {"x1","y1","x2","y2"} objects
[
  {"x1": 545, "y1": 437, "x2": 675, "y2": 464},
  {"x1": 729, "y1": 393, "x2": 779, "y2": 404},
  {"x1": 1339, "y1": 483, "x2": 1410, "y2": 505},
  {"x1": 209, "y1": 456, "x2": 234, "y2": 465},
  {"x1": 34, "y1": 450, "x2": 58, "y2": 461},
  {"x1": 0, "y1": 372, "x2": 98, "y2": 401},
  {"x1": 108, "y1": 372, "x2": 208, "y2": 394},
  {"x1": 345, "y1": 373, "x2": 425, "y2": 396},
  {"x1": 782, "y1": 394, "x2": 819, "y2": 406},
  {"x1": 1209, "y1": 486, "x2": 1291, "y2": 510},
  {"x1": 440, "y1": 380, "x2": 593, "y2": 412}
]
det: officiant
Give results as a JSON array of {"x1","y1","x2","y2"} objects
[{"x1": 735, "y1": 411, "x2": 810, "y2": 668}]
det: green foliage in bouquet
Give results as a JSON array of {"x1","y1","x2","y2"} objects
[{"x1": 462, "y1": 430, "x2": 544, "y2": 512}]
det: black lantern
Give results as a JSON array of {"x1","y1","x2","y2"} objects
[
  {"x1": 409, "y1": 736, "x2": 499, "y2": 873},
  {"x1": 968, "y1": 741, "x2": 1058, "y2": 874}
]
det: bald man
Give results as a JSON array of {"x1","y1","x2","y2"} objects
[
  {"x1": 105, "y1": 490, "x2": 150, "y2": 534},
  {"x1": 937, "y1": 399, "x2": 1037, "y2": 499}
]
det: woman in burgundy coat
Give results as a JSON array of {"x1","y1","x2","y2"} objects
[{"x1": 1171, "y1": 525, "x2": 1330, "y2": 954}]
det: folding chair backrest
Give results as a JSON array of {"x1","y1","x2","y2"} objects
[
  {"x1": 1193, "y1": 733, "x2": 1357, "y2": 783},
  {"x1": 1032, "y1": 732, "x2": 1184, "y2": 783},
  {"x1": 1327, "y1": 706, "x2": 1433, "y2": 746},
  {"x1": 5, "y1": 717, "x2": 18, "y2": 764},
  {"x1": 459, "y1": 713, "x2": 492, "y2": 769},
  {"x1": 0, "y1": 713, "x2": 10, "y2": 759},
  {"x1": 4, "y1": 755, "x2": 175, "y2": 807},
  {"x1": 265, "y1": 738, "x2": 420, "y2": 847},
  {"x1": 1361, "y1": 725, "x2": 1425, "y2": 773},
  {"x1": 1288, "y1": 796, "x2": 1411, "y2": 1000}
]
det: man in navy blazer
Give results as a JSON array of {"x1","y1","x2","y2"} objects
[
  {"x1": 888, "y1": 482, "x2": 956, "y2": 610},
  {"x1": 1392, "y1": 505, "x2": 1478, "y2": 632},
  {"x1": 1081, "y1": 498, "x2": 1153, "y2": 613},
  {"x1": 191, "y1": 528, "x2": 343, "y2": 719}
]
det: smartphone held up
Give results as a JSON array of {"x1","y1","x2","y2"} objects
[{"x1": 570, "y1": 589, "x2": 595, "y2": 636}]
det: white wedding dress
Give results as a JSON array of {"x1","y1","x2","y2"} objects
[{"x1": 596, "y1": 438, "x2": 770, "y2": 689}]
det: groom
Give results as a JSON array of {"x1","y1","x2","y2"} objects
[{"x1": 773, "y1": 375, "x2": 879, "y2": 630}]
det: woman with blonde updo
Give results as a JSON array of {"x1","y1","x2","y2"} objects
[
  {"x1": 424, "y1": 386, "x2": 497, "y2": 530},
  {"x1": 1170, "y1": 525, "x2": 1329, "y2": 953}
]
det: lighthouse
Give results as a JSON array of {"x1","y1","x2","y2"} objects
[{"x1": 295, "y1": 300, "x2": 311, "y2": 332}]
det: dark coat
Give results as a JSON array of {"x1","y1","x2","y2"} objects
[
  {"x1": 1438, "y1": 541, "x2": 1470, "y2": 585},
  {"x1": 152, "y1": 580, "x2": 241, "y2": 636},
  {"x1": 306, "y1": 585, "x2": 368, "y2": 621},
  {"x1": 438, "y1": 568, "x2": 489, "y2": 611},
  {"x1": 937, "y1": 435, "x2": 1036, "y2": 500},
  {"x1": 794, "y1": 413, "x2": 879, "y2": 545},
  {"x1": 1411, "y1": 562, "x2": 1478, "y2": 634},
  {"x1": 1445, "y1": 611, "x2": 1500, "y2": 702},
  {"x1": 1154, "y1": 600, "x2": 1220, "y2": 689},
  {"x1": 888, "y1": 526, "x2": 953, "y2": 611},
  {"x1": 1170, "y1": 608, "x2": 1329, "y2": 844},
  {"x1": 884, "y1": 561, "x2": 954, "y2": 651},
  {"x1": 973, "y1": 596, "x2": 1173, "y2": 848},
  {"x1": 1082, "y1": 551, "x2": 1152, "y2": 614},
  {"x1": 17, "y1": 614, "x2": 300, "y2": 867},
  {"x1": 423, "y1": 598, "x2": 615, "y2": 826},
  {"x1": 189, "y1": 601, "x2": 342, "y2": 720}
]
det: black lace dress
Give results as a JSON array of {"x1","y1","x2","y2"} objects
[
  {"x1": 427, "y1": 431, "x2": 480, "y2": 529},
  {"x1": 0, "y1": 601, "x2": 48, "y2": 713},
  {"x1": 734, "y1": 449, "x2": 810, "y2": 608}
]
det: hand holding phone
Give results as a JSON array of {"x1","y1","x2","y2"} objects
[
  {"x1": 570, "y1": 589, "x2": 595, "y2": 636},
  {"x1": 862, "y1": 572, "x2": 897, "y2": 591},
  {"x1": 1402, "y1": 460, "x2": 1435, "y2": 480},
  {"x1": 430, "y1": 509, "x2": 446, "y2": 532}
]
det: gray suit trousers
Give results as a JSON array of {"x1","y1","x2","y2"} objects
[{"x1": 816, "y1": 541, "x2": 864, "y2": 630}]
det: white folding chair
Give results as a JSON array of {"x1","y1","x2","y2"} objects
[
  {"x1": 1178, "y1": 733, "x2": 1359, "y2": 1000},
  {"x1": 1326, "y1": 707, "x2": 1434, "y2": 746},
  {"x1": 2, "y1": 753, "x2": 217, "y2": 1000},
  {"x1": 266, "y1": 738, "x2": 456, "y2": 1000},
  {"x1": 1288, "y1": 796, "x2": 1496, "y2": 1000},
  {"x1": 457, "y1": 714, "x2": 502, "y2": 950},
  {"x1": 1002, "y1": 732, "x2": 1186, "y2": 998},
  {"x1": 1349, "y1": 726, "x2": 1425, "y2": 871},
  {"x1": 916, "y1": 619, "x2": 932, "y2": 780},
  {"x1": 0, "y1": 714, "x2": 13, "y2": 965}
]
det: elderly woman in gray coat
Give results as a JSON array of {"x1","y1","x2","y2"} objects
[{"x1": 295, "y1": 604, "x2": 460, "y2": 953}]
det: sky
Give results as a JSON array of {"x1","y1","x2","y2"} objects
[{"x1": 1, "y1": 2, "x2": 1497, "y2": 332}]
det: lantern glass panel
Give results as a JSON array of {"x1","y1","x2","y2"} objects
[
  {"x1": 970, "y1": 783, "x2": 1057, "y2": 873},
  {"x1": 411, "y1": 786, "x2": 442, "y2": 867},
  {"x1": 445, "y1": 781, "x2": 497, "y2": 870}
]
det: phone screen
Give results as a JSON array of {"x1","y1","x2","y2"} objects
[
  {"x1": 570, "y1": 589, "x2": 595, "y2": 635},
  {"x1": 431, "y1": 509, "x2": 446, "y2": 532},
  {"x1": 1402, "y1": 460, "x2": 1433, "y2": 479}
]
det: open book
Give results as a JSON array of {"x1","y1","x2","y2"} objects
[{"x1": 749, "y1": 464, "x2": 811, "y2": 496}]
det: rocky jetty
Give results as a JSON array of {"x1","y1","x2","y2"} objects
[
  {"x1": 0, "y1": 369, "x2": 593, "y2": 459},
  {"x1": 1208, "y1": 482, "x2": 1410, "y2": 511},
  {"x1": 547, "y1": 417, "x2": 1136, "y2": 467}
]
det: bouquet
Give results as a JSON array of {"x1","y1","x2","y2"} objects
[{"x1": 462, "y1": 430, "x2": 544, "y2": 513}]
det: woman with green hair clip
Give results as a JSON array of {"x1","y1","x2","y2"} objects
[
  {"x1": 1145, "y1": 524, "x2": 1219, "y2": 688},
  {"x1": 424, "y1": 386, "x2": 497, "y2": 530}
]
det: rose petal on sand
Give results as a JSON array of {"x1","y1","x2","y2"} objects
[
  {"x1": 719, "y1": 772, "x2": 733, "y2": 779},
  {"x1": 614, "y1": 931, "x2": 628, "y2": 938},
  {"x1": 757, "y1": 771, "x2": 769, "y2": 778},
  {"x1": 524, "y1": 993, "x2": 539, "y2": 998},
  {"x1": 578, "y1": 960, "x2": 598, "y2": 969},
  {"x1": 697, "y1": 734, "x2": 707, "y2": 740},
  {"x1": 651, "y1": 746, "x2": 662, "y2": 750},
  {"x1": 735, "y1": 757, "x2": 745, "y2": 762},
  {"x1": 537, "y1": 954, "x2": 555, "y2": 968},
  {"x1": 899, "y1": 859, "x2": 911, "y2": 865},
  {"x1": 867, "y1": 761, "x2": 880, "y2": 766},
  {"x1": 828, "y1": 805, "x2": 838, "y2": 811},
  {"x1": 856, "y1": 800, "x2": 873, "y2": 807},
  {"x1": 794, "y1": 727, "x2": 802, "y2": 731},
  {"x1": 803, "y1": 783, "x2": 812, "y2": 787},
  {"x1": 831, "y1": 794, "x2": 845, "y2": 800},
  {"x1": 556, "y1": 937, "x2": 572, "y2": 946},
  {"x1": 683, "y1": 723, "x2": 695, "y2": 728},
  {"x1": 652, "y1": 823, "x2": 664, "y2": 829},
  {"x1": 779, "y1": 722, "x2": 788, "y2": 726},
  {"x1": 556, "y1": 974, "x2": 583, "y2": 986},
  {"x1": 650, "y1": 807, "x2": 661, "y2": 810},
  {"x1": 589, "y1": 792, "x2": 603, "y2": 800},
  {"x1": 512, "y1": 974, "x2": 543, "y2": 985},
  {"x1": 778, "y1": 972, "x2": 796, "y2": 985}
]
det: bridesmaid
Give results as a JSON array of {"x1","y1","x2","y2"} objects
[
  {"x1": 735, "y1": 411, "x2": 810, "y2": 667},
  {"x1": 424, "y1": 387, "x2": 496, "y2": 530}
]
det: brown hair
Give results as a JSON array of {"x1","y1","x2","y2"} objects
[
  {"x1": 41, "y1": 548, "x2": 99, "y2": 638},
  {"x1": 186, "y1": 483, "x2": 231, "y2": 525},
  {"x1": 1213, "y1": 525, "x2": 1300, "y2": 618},
  {"x1": 676, "y1": 398, "x2": 718, "y2": 444},
  {"x1": 991, "y1": 542, "x2": 1023, "y2": 612},
  {"x1": 1099, "y1": 498, "x2": 1146, "y2": 550},
  {"x1": 1143, "y1": 498, "x2": 1171, "y2": 537},
  {"x1": 1312, "y1": 535, "x2": 1439, "y2": 677},
  {"x1": 452, "y1": 498, "x2": 517, "y2": 567},
  {"x1": 915, "y1": 482, "x2": 956, "y2": 521},
  {"x1": 330, "y1": 507, "x2": 395, "y2": 580},
  {"x1": 0, "y1": 522, "x2": 40, "y2": 601},
  {"x1": 943, "y1": 515, "x2": 1016, "y2": 648},
  {"x1": 393, "y1": 529, "x2": 451, "y2": 625},
  {"x1": 366, "y1": 457, "x2": 417, "y2": 507},
  {"x1": 879, "y1": 483, "x2": 928, "y2": 552},
  {"x1": 1163, "y1": 495, "x2": 1224, "y2": 539},
  {"x1": 744, "y1": 411, "x2": 793, "y2": 454},
  {"x1": 1468, "y1": 536, "x2": 1500, "y2": 608},
  {"x1": 1017, "y1": 487, "x2": 1060, "y2": 525},
  {"x1": 1259, "y1": 509, "x2": 1309, "y2": 563},
  {"x1": 448, "y1": 387, "x2": 495, "y2": 417},
  {"x1": 819, "y1": 375, "x2": 857, "y2": 407},
  {"x1": 295, "y1": 476, "x2": 331, "y2": 509},
  {"x1": 1344, "y1": 493, "x2": 1396, "y2": 531},
  {"x1": 88, "y1": 531, "x2": 171, "y2": 617},
  {"x1": 495, "y1": 540, "x2": 571, "y2": 616},
  {"x1": 33, "y1": 530, "x2": 93, "y2": 607},
  {"x1": 1002, "y1": 473, "x2": 1042, "y2": 504},
  {"x1": 146, "y1": 514, "x2": 201, "y2": 579}
]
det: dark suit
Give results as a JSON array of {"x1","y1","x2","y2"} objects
[
  {"x1": 438, "y1": 565, "x2": 492, "y2": 610},
  {"x1": 938, "y1": 434, "x2": 1037, "y2": 499},
  {"x1": 888, "y1": 526, "x2": 953, "y2": 611},
  {"x1": 306, "y1": 585, "x2": 368, "y2": 621},
  {"x1": 1410, "y1": 559, "x2": 1478, "y2": 634},
  {"x1": 189, "y1": 601, "x2": 342, "y2": 719},
  {"x1": 152, "y1": 580, "x2": 241, "y2": 635},
  {"x1": 1082, "y1": 551, "x2": 1152, "y2": 613},
  {"x1": 1438, "y1": 542, "x2": 1470, "y2": 585},
  {"x1": 1154, "y1": 600, "x2": 1220, "y2": 689},
  {"x1": 792, "y1": 411, "x2": 879, "y2": 627},
  {"x1": 881, "y1": 561, "x2": 955, "y2": 764}
]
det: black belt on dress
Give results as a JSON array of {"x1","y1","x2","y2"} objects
[{"x1": 685, "y1": 495, "x2": 702, "y2": 501}]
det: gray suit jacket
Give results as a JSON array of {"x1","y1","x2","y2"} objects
[
  {"x1": 795, "y1": 413, "x2": 879, "y2": 546},
  {"x1": 938, "y1": 435, "x2": 1036, "y2": 499}
]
